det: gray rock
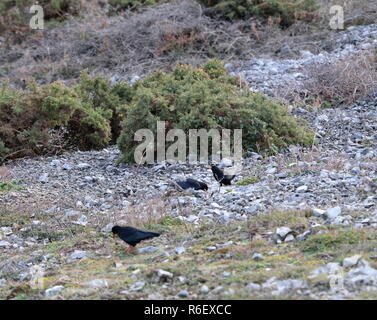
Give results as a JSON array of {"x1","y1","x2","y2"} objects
[
  {"x1": 129, "y1": 74, "x2": 140, "y2": 85},
  {"x1": 313, "y1": 208, "x2": 326, "y2": 218},
  {"x1": 138, "y1": 246, "x2": 159, "y2": 254},
  {"x1": 38, "y1": 173, "x2": 49, "y2": 183},
  {"x1": 62, "y1": 163, "x2": 72, "y2": 170},
  {"x1": 101, "y1": 223, "x2": 114, "y2": 233},
  {"x1": 266, "y1": 167, "x2": 277, "y2": 174},
  {"x1": 77, "y1": 163, "x2": 91, "y2": 170},
  {"x1": 216, "y1": 241, "x2": 233, "y2": 249},
  {"x1": 130, "y1": 281, "x2": 145, "y2": 291},
  {"x1": 296, "y1": 230, "x2": 311, "y2": 241},
  {"x1": 296, "y1": 185, "x2": 308, "y2": 193},
  {"x1": 157, "y1": 269, "x2": 173, "y2": 281},
  {"x1": 84, "y1": 279, "x2": 108, "y2": 288},
  {"x1": 246, "y1": 282, "x2": 261, "y2": 291},
  {"x1": 63, "y1": 209, "x2": 81, "y2": 219},
  {"x1": 220, "y1": 158, "x2": 233, "y2": 167},
  {"x1": 343, "y1": 255, "x2": 362, "y2": 268},
  {"x1": 200, "y1": 285, "x2": 209, "y2": 294},
  {"x1": 212, "y1": 286, "x2": 224, "y2": 293},
  {"x1": 273, "y1": 279, "x2": 307, "y2": 294},
  {"x1": 284, "y1": 234, "x2": 295, "y2": 242},
  {"x1": 50, "y1": 160, "x2": 61, "y2": 166},
  {"x1": 0, "y1": 227, "x2": 12, "y2": 236},
  {"x1": 186, "y1": 215, "x2": 198, "y2": 223},
  {"x1": 119, "y1": 290, "x2": 130, "y2": 295},
  {"x1": 252, "y1": 253, "x2": 264, "y2": 261},
  {"x1": 0, "y1": 241, "x2": 10, "y2": 248},
  {"x1": 177, "y1": 290, "x2": 189, "y2": 298},
  {"x1": 311, "y1": 262, "x2": 342, "y2": 276},
  {"x1": 69, "y1": 250, "x2": 87, "y2": 260},
  {"x1": 244, "y1": 205, "x2": 260, "y2": 215},
  {"x1": 276, "y1": 227, "x2": 293, "y2": 240},
  {"x1": 174, "y1": 247, "x2": 186, "y2": 255},
  {"x1": 84, "y1": 176, "x2": 95, "y2": 183},
  {"x1": 326, "y1": 207, "x2": 342, "y2": 219},
  {"x1": 72, "y1": 215, "x2": 88, "y2": 226},
  {"x1": 45, "y1": 285, "x2": 64, "y2": 297}
]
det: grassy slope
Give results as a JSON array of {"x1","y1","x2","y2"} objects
[{"x1": 1, "y1": 207, "x2": 377, "y2": 300}]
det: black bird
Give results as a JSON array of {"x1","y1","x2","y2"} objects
[
  {"x1": 112, "y1": 225, "x2": 160, "y2": 253},
  {"x1": 176, "y1": 178, "x2": 208, "y2": 191},
  {"x1": 210, "y1": 164, "x2": 236, "y2": 186}
]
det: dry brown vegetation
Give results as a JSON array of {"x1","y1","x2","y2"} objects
[
  {"x1": 93, "y1": 197, "x2": 173, "y2": 231},
  {"x1": 278, "y1": 51, "x2": 377, "y2": 108},
  {"x1": 0, "y1": 166, "x2": 11, "y2": 183},
  {"x1": 0, "y1": 0, "x2": 333, "y2": 86},
  {"x1": 1, "y1": 0, "x2": 377, "y2": 87},
  {"x1": 304, "y1": 53, "x2": 377, "y2": 107},
  {"x1": 0, "y1": 1, "x2": 280, "y2": 85}
]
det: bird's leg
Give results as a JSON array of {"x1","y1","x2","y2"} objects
[{"x1": 124, "y1": 246, "x2": 136, "y2": 254}]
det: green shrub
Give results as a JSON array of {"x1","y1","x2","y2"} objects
[
  {"x1": 0, "y1": 180, "x2": 23, "y2": 194},
  {"x1": 117, "y1": 59, "x2": 315, "y2": 162},
  {"x1": 198, "y1": 0, "x2": 319, "y2": 27},
  {"x1": 301, "y1": 229, "x2": 372, "y2": 254},
  {"x1": 75, "y1": 72, "x2": 134, "y2": 141},
  {"x1": 0, "y1": 0, "x2": 82, "y2": 35},
  {"x1": 0, "y1": 80, "x2": 112, "y2": 162},
  {"x1": 236, "y1": 176, "x2": 259, "y2": 186},
  {"x1": 108, "y1": 0, "x2": 163, "y2": 13}
]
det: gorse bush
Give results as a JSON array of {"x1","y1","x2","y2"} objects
[
  {"x1": 107, "y1": 0, "x2": 319, "y2": 27},
  {"x1": 0, "y1": 0, "x2": 81, "y2": 20},
  {"x1": 0, "y1": 0, "x2": 81, "y2": 37},
  {"x1": 0, "y1": 60, "x2": 315, "y2": 163},
  {"x1": 117, "y1": 59, "x2": 314, "y2": 162},
  {"x1": 198, "y1": 0, "x2": 319, "y2": 27},
  {"x1": 108, "y1": 0, "x2": 164, "y2": 13},
  {"x1": 75, "y1": 72, "x2": 134, "y2": 141},
  {"x1": 0, "y1": 80, "x2": 112, "y2": 161}
]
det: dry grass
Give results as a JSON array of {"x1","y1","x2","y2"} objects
[
  {"x1": 0, "y1": 166, "x2": 12, "y2": 183},
  {"x1": 279, "y1": 52, "x2": 377, "y2": 108},
  {"x1": 1, "y1": 0, "x2": 377, "y2": 87},
  {"x1": 92, "y1": 197, "x2": 172, "y2": 231},
  {"x1": 273, "y1": 147, "x2": 354, "y2": 177},
  {"x1": 0, "y1": 1, "x2": 254, "y2": 84},
  {"x1": 253, "y1": 209, "x2": 311, "y2": 231},
  {"x1": 0, "y1": 0, "x2": 309, "y2": 86},
  {"x1": 305, "y1": 53, "x2": 377, "y2": 107}
]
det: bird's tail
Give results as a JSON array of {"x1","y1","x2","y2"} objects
[{"x1": 148, "y1": 232, "x2": 161, "y2": 237}]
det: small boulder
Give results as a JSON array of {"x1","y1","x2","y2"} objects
[{"x1": 45, "y1": 285, "x2": 64, "y2": 297}]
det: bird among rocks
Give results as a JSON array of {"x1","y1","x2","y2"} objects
[
  {"x1": 175, "y1": 178, "x2": 208, "y2": 191},
  {"x1": 210, "y1": 164, "x2": 236, "y2": 186},
  {"x1": 112, "y1": 225, "x2": 160, "y2": 253}
]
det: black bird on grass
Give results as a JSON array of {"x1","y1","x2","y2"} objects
[
  {"x1": 175, "y1": 178, "x2": 208, "y2": 191},
  {"x1": 210, "y1": 164, "x2": 236, "y2": 186},
  {"x1": 112, "y1": 225, "x2": 160, "y2": 253}
]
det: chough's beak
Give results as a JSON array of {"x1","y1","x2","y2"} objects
[{"x1": 112, "y1": 234, "x2": 116, "y2": 238}]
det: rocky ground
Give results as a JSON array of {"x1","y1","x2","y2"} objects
[
  {"x1": 228, "y1": 23, "x2": 377, "y2": 96},
  {"x1": 0, "y1": 22, "x2": 377, "y2": 300}
]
